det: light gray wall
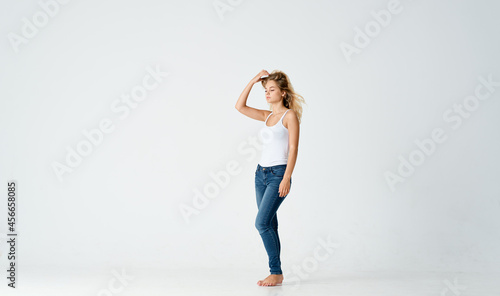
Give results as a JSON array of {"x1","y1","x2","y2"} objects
[{"x1": 0, "y1": 0, "x2": 499, "y2": 273}]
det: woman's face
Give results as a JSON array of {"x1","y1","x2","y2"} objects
[{"x1": 264, "y1": 80, "x2": 284, "y2": 104}]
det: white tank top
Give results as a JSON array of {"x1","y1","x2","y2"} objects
[{"x1": 258, "y1": 109, "x2": 290, "y2": 167}]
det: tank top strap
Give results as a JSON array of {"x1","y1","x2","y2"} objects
[
  {"x1": 264, "y1": 112, "x2": 273, "y2": 124},
  {"x1": 280, "y1": 109, "x2": 290, "y2": 122}
]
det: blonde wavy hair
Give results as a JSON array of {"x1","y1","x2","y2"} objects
[{"x1": 261, "y1": 70, "x2": 306, "y2": 124}]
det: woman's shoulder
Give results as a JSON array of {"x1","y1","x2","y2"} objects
[
  {"x1": 285, "y1": 109, "x2": 297, "y2": 117},
  {"x1": 283, "y1": 109, "x2": 298, "y2": 127}
]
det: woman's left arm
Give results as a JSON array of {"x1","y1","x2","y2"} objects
[{"x1": 283, "y1": 111, "x2": 299, "y2": 181}]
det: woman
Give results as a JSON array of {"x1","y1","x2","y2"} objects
[{"x1": 235, "y1": 69, "x2": 305, "y2": 286}]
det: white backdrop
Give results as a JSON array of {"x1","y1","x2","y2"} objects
[{"x1": 1, "y1": 0, "x2": 499, "y2": 278}]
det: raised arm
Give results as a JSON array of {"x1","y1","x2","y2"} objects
[{"x1": 235, "y1": 70, "x2": 270, "y2": 122}]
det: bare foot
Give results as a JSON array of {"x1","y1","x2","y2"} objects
[{"x1": 257, "y1": 274, "x2": 284, "y2": 286}]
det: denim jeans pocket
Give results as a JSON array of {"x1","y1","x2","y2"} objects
[{"x1": 271, "y1": 167, "x2": 285, "y2": 177}]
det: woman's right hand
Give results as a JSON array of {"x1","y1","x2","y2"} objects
[{"x1": 252, "y1": 70, "x2": 270, "y2": 84}]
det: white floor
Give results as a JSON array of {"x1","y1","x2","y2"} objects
[{"x1": 1, "y1": 266, "x2": 498, "y2": 296}]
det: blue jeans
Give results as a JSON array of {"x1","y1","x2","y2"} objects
[{"x1": 254, "y1": 163, "x2": 292, "y2": 275}]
